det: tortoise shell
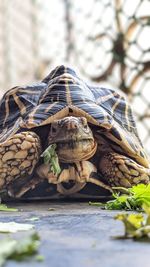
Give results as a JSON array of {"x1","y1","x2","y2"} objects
[{"x1": 0, "y1": 65, "x2": 149, "y2": 169}]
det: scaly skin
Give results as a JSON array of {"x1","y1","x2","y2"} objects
[
  {"x1": 48, "y1": 116, "x2": 97, "y2": 162},
  {"x1": 0, "y1": 131, "x2": 41, "y2": 191}
]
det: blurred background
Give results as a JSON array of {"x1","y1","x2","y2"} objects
[{"x1": 0, "y1": 0, "x2": 150, "y2": 155}]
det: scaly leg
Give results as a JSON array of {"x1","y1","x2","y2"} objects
[
  {"x1": 0, "y1": 131, "x2": 41, "y2": 190},
  {"x1": 99, "y1": 152, "x2": 150, "y2": 187}
]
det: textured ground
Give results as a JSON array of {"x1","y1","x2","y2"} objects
[{"x1": 0, "y1": 201, "x2": 149, "y2": 267}]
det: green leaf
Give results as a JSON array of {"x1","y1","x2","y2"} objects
[
  {"x1": 9, "y1": 233, "x2": 40, "y2": 261},
  {"x1": 0, "y1": 233, "x2": 41, "y2": 267},
  {"x1": 0, "y1": 204, "x2": 18, "y2": 212},
  {"x1": 89, "y1": 184, "x2": 150, "y2": 211},
  {"x1": 112, "y1": 187, "x2": 131, "y2": 194},
  {"x1": 0, "y1": 239, "x2": 17, "y2": 266},
  {"x1": 115, "y1": 214, "x2": 138, "y2": 236},
  {"x1": 105, "y1": 195, "x2": 130, "y2": 210},
  {"x1": 41, "y1": 144, "x2": 61, "y2": 176},
  {"x1": 35, "y1": 255, "x2": 45, "y2": 261},
  {"x1": 0, "y1": 222, "x2": 34, "y2": 233},
  {"x1": 126, "y1": 214, "x2": 144, "y2": 229},
  {"x1": 101, "y1": 184, "x2": 150, "y2": 211},
  {"x1": 142, "y1": 203, "x2": 150, "y2": 216},
  {"x1": 143, "y1": 204, "x2": 150, "y2": 225},
  {"x1": 133, "y1": 225, "x2": 150, "y2": 239},
  {"x1": 114, "y1": 204, "x2": 150, "y2": 240},
  {"x1": 130, "y1": 184, "x2": 150, "y2": 205},
  {"x1": 115, "y1": 213, "x2": 144, "y2": 238}
]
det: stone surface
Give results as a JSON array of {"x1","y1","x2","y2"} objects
[{"x1": 0, "y1": 201, "x2": 149, "y2": 267}]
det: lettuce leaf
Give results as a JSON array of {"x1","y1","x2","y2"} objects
[
  {"x1": 89, "y1": 184, "x2": 150, "y2": 211},
  {"x1": 0, "y1": 233, "x2": 41, "y2": 266},
  {"x1": 114, "y1": 204, "x2": 150, "y2": 240},
  {"x1": 41, "y1": 144, "x2": 61, "y2": 175},
  {"x1": 0, "y1": 204, "x2": 18, "y2": 212}
]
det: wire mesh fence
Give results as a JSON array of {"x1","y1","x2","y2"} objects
[{"x1": 0, "y1": 0, "x2": 150, "y2": 154}]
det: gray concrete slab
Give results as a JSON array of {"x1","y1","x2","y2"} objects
[{"x1": 0, "y1": 202, "x2": 149, "y2": 267}]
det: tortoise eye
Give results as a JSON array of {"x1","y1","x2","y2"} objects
[
  {"x1": 80, "y1": 117, "x2": 87, "y2": 126},
  {"x1": 83, "y1": 124, "x2": 89, "y2": 132}
]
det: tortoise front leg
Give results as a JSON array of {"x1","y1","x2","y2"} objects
[
  {"x1": 99, "y1": 152, "x2": 150, "y2": 188},
  {"x1": 0, "y1": 131, "x2": 41, "y2": 191}
]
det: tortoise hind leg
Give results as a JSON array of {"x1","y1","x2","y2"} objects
[
  {"x1": 0, "y1": 131, "x2": 41, "y2": 191},
  {"x1": 98, "y1": 152, "x2": 150, "y2": 188}
]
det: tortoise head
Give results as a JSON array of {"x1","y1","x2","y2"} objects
[{"x1": 48, "y1": 116, "x2": 97, "y2": 162}]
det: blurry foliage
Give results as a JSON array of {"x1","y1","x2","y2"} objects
[{"x1": 0, "y1": 0, "x2": 149, "y2": 153}]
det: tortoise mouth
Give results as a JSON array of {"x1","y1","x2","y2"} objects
[
  {"x1": 56, "y1": 138, "x2": 97, "y2": 163},
  {"x1": 56, "y1": 138, "x2": 93, "y2": 148}
]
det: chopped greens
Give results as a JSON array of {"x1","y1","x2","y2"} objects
[
  {"x1": 0, "y1": 204, "x2": 18, "y2": 212},
  {"x1": 41, "y1": 144, "x2": 61, "y2": 176},
  {"x1": 0, "y1": 222, "x2": 34, "y2": 233},
  {"x1": 0, "y1": 233, "x2": 41, "y2": 266},
  {"x1": 114, "y1": 204, "x2": 150, "y2": 240},
  {"x1": 35, "y1": 254, "x2": 45, "y2": 261},
  {"x1": 89, "y1": 184, "x2": 150, "y2": 211}
]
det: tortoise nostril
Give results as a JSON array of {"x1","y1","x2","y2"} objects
[
  {"x1": 65, "y1": 121, "x2": 78, "y2": 130},
  {"x1": 71, "y1": 122, "x2": 78, "y2": 129},
  {"x1": 74, "y1": 123, "x2": 78, "y2": 129}
]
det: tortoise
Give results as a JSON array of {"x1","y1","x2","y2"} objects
[{"x1": 0, "y1": 65, "x2": 150, "y2": 199}]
